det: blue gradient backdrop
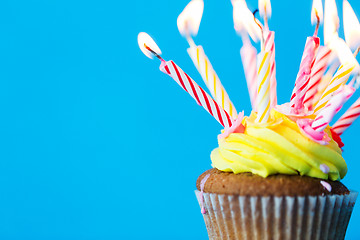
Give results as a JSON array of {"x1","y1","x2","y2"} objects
[{"x1": 0, "y1": 0, "x2": 359, "y2": 239}]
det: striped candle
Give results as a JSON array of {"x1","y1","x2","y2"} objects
[
  {"x1": 332, "y1": 96, "x2": 360, "y2": 135},
  {"x1": 256, "y1": 51, "x2": 271, "y2": 123},
  {"x1": 160, "y1": 60, "x2": 233, "y2": 128},
  {"x1": 304, "y1": 46, "x2": 332, "y2": 109},
  {"x1": 290, "y1": 36, "x2": 320, "y2": 112},
  {"x1": 240, "y1": 44, "x2": 258, "y2": 109},
  {"x1": 313, "y1": 63, "x2": 356, "y2": 115},
  {"x1": 312, "y1": 85, "x2": 354, "y2": 132},
  {"x1": 264, "y1": 30, "x2": 277, "y2": 107},
  {"x1": 187, "y1": 45, "x2": 238, "y2": 119},
  {"x1": 311, "y1": 65, "x2": 338, "y2": 107}
]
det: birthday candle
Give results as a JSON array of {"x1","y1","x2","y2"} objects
[
  {"x1": 343, "y1": 0, "x2": 360, "y2": 51},
  {"x1": 290, "y1": 37, "x2": 320, "y2": 112},
  {"x1": 178, "y1": 0, "x2": 237, "y2": 119},
  {"x1": 313, "y1": 63, "x2": 356, "y2": 115},
  {"x1": 304, "y1": 46, "x2": 332, "y2": 109},
  {"x1": 256, "y1": 51, "x2": 271, "y2": 123},
  {"x1": 240, "y1": 45, "x2": 258, "y2": 109},
  {"x1": 138, "y1": 32, "x2": 233, "y2": 128},
  {"x1": 232, "y1": 0, "x2": 260, "y2": 109},
  {"x1": 258, "y1": 0, "x2": 276, "y2": 107},
  {"x1": 312, "y1": 64, "x2": 338, "y2": 107},
  {"x1": 186, "y1": 46, "x2": 237, "y2": 118},
  {"x1": 312, "y1": 85, "x2": 354, "y2": 132},
  {"x1": 290, "y1": 0, "x2": 322, "y2": 113},
  {"x1": 264, "y1": 31, "x2": 277, "y2": 107},
  {"x1": 332, "y1": 96, "x2": 360, "y2": 135}
]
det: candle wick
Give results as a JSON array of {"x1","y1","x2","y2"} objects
[
  {"x1": 186, "y1": 33, "x2": 196, "y2": 48},
  {"x1": 185, "y1": 21, "x2": 196, "y2": 48},
  {"x1": 253, "y1": 9, "x2": 264, "y2": 49},
  {"x1": 314, "y1": 10, "x2": 320, "y2": 37},
  {"x1": 144, "y1": 44, "x2": 164, "y2": 62}
]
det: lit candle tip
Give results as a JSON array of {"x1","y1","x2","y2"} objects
[{"x1": 137, "y1": 32, "x2": 162, "y2": 60}]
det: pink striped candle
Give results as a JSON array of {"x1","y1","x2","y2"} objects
[
  {"x1": 290, "y1": 36, "x2": 320, "y2": 113},
  {"x1": 303, "y1": 46, "x2": 332, "y2": 110},
  {"x1": 240, "y1": 44, "x2": 258, "y2": 109},
  {"x1": 264, "y1": 30, "x2": 277, "y2": 107},
  {"x1": 312, "y1": 85, "x2": 355, "y2": 132},
  {"x1": 160, "y1": 60, "x2": 233, "y2": 128},
  {"x1": 332, "y1": 96, "x2": 360, "y2": 135},
  {"x1": 313, "y1": 63, "x2": 356, "y2": 115}
]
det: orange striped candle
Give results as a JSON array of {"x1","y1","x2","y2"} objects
[
  {"x1": 256, "y1": 51, "x2": 271, "y2": 123},
  {"x1": 313, "y1": 63, "x2": 356, "y2": 115}
]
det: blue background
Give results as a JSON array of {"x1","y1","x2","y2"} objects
[{"x1": 0, "y1": 0, "x2": 360, "y2": 239}]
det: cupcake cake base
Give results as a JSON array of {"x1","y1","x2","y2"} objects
[{"x1": 196, "y1": 169, "x2": 358, "y2": 240}]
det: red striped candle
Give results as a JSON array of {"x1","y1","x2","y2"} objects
[
  {"x1": 160, "y1": 60, "x2": 233, "y2": 128},
  {"x1": 290, "y1": 36, "x2": 320, "y2": 113},
  {"x1": 332, "y1": 96, "x2": 360, "y2": 135},
  {"x1": 312, "y1": 85, "x2": 354, "y2": 132},
  {"x1": 303, "y1": 46, "x2": 332, "y2": 110}
]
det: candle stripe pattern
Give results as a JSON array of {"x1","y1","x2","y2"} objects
[
  {"x1": 264, "y1": 31, "x2": 277, "y2": 107},
  {"x1": 240, "y1": 45, "x2": 257, "y2": 109},
  {"x1": 160, "y1": 60, "x2": 233, "y2": 128},
  {"x1": 188, "y1": 46, "x2": 237, "y2": 119},
  {"x1": 304, "y1": 46, "x2": 332, "y2": 109},
  {"x1": 313, "y1": 64, "x2": 355, "y2": 115},
  {"x1": 312, "y1": 86, "x2": 354, "y2": 132},
  {"x1": 256, "y1": 52, "x2": 271, "y2": 123},
  {"x1": 332, "y1": 97, "x2": 360, "y2": 135},
  {"x1": 290, "y1": 37, "x2": 320, "y2": 111}
]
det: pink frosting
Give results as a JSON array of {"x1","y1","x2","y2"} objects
[
  {"x1": 274, "y1": 103, "x2": 313, "y2": 121},
  {"x1": 218, "y1": 111, "x2": 245, "y2": 139},
  {"x1": 297, "y1": 118, "x2": 330, "y2": 145}
]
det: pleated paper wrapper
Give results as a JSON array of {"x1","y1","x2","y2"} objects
[{"x1": 195, "y1": 190, "x2": 357, "y2": 240}]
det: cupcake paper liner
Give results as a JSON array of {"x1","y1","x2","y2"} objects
[{"x1": 195, "y1": 190, "x2": 358, "y2": 240}]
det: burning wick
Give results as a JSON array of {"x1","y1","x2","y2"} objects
[
  {"x1": 144, "y1": 44, "x2": 165, "y2": 63},
  {"x1": 314, "y1": 10, "x2": 320, "y2": 37},
  {"x1": 253, "y1": 9, "x2": 265, "y2": 49}
]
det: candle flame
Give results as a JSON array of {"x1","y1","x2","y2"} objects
[
  {"x1": 231, "y1": 0, "x2": 263, "y2": 42},
  {"x1": 324, "y1": 0, "x2": 339, "y2": 45},
  {"x1": 177, "y1": 0, "x2": 204, "y2": 37},
  {"x1": 343, "y1": 0, "x2": 360, "y2": 51},
  {"x1": 137, "y1": 32, "x2": 162, "y2": 59},
  {"x1": 311, "y1": 0, "x2": 323, "y2": 25},
  {"x1": 259, "y1": 0, "x2": 272, "y2": 18},
  {"x1": 328, "y1": 37, "x2": 358, "y2": 67}
]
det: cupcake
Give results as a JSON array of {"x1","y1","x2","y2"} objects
[
  {"x1": 195, "y1": 110, "x2": 358, "y2": 240},
  {"x1": 137, "y1": 0, "x2": 360, "y2": 239}
]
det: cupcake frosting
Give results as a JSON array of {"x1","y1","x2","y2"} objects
[{"x1": 211, "y1": 110, "x2": 347, "y2": 181}]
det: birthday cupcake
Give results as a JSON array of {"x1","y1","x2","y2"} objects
[
  {"x1": 195, "y1": 110, "x2": 357, "y2": 240},
  {"x1": 138, "y1": 0, "x2": 360, "y2": 239}
]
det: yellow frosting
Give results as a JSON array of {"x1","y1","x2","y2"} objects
[{"x1": 211, "y1": 110, "x2": 347, "y2": 181}]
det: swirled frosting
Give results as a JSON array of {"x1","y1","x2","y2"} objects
[{"x1": 211, "y1": 110, "x2": 347, "y2": 181}]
